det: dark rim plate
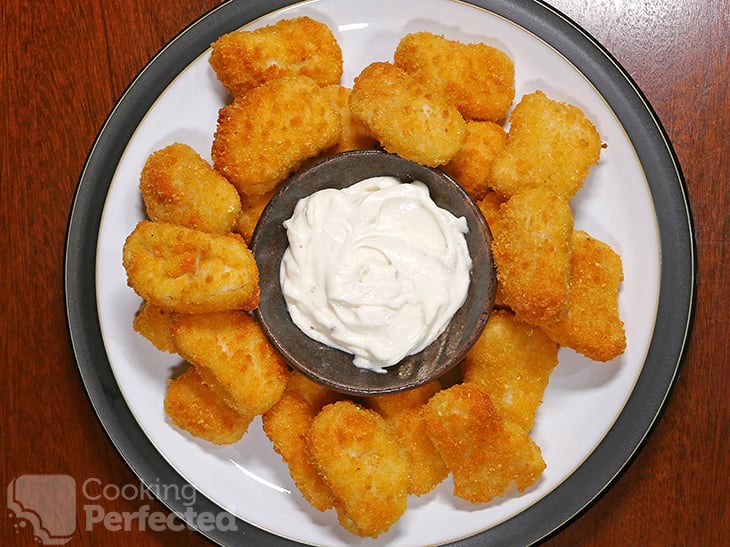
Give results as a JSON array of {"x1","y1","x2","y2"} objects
[{"x1": 65, "y1": 0, "x2": 696, "y2": 545}]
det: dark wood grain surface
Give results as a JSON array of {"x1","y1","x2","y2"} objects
[{"x1": 2, "y1": 0, "x2": 727, "y2": 545}]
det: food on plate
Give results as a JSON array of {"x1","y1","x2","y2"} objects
[
  {"x1": 443, "y1": 121, "x2": 508, "y2": 201},
  {"x1": 540, "y1": 230, "x2": 626, "y2": 361},
  {"x1": 490, "y1": 90, "x2": 602, "y2": 199},
  {"x1": 132, "y1": 302, "x2": 176, "y2": 353},
  {"x1": 320, "y1": 84, "x2": 379, "y2": 154},
  {"x1": 208, "y1": 16, "x2": 343, "y2": 97},
  {"x1": 462, "y1": 310, "x2": 559, "y2": 431},
  {"x1": 349, "y1": 62, "x2": 466, "y2": 167},
  {"x1": 139, "y1": 143, "x2": 241, "y2": 233},
  {"x1": 423, "y1": 383, "x2": 546, "y2": 503},
  {"x1": 491, "y1": 187, "x2": 573, "y2": 324},
  {"x1": 164, "y1": 367, "x2": 253, "y2": 445},
  {"x1": 307, "y1": 400, "x2": 409, "y2": 537},
  {"x1": 284, "y1": 370, "x2": 343, "y2": 410},
  {"x1": 122, "y1": 221, "x2": 260, "y2": 313},
  {"x1": 394, "y1": 31, "x2": 515, "y2": 122},
  {"x1": 366, "y1": 382, "x2": 448, "y2": 495},
  {"x1": 476, "y1": 190, "x2": 504, "y2": 228},
  {"x1": 234, "y1": 189, "x2": 275, "y2": 244},
  {"x1": 171, "y1": 311, "x2": 288, "y2": 416},
  {"x1": 212, "y1": 75, "x2": 341, "y2": 195}
]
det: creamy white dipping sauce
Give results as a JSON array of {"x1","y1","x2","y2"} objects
[{"x1": 280, "y1": 176, "x2": 472, "y2": 373}]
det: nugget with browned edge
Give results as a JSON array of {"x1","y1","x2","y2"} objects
[
  {"x1": 132, "y1": 302, "x2": 177, "y2": 353},
  {"x1": 321, "y1": 85, "x2": 378, "y2": 153},
  {"x1": 212, "y1": 76, "x2": 341, "y2": 195},
  {"x1": 349, "y1": 62, "x2": 466, "y2": 167},
  {"x1": 235, "y1": 190, "x2": 275, "y2": 244},
  {"x1": 164, "y1": 367, "x2": 253, "y2": 445},
  {"x1": 541, "y1": 230, "x2": 626, "y2": 361},
  {"x1": 491, "y1": 187, "x2": 573, "y2": 324},
  {"x1": 209, "y1": 16, "x2": 343, "y2": 97},
  {"x1": 171, "y1": 311, "x2": 288, "y2": 416},
  {"x1": 423, "y1": 384, "x2": 545, "y2": 503},
  {"x1": 463, "y1": 310, "x2": 558, "y2": 431},
  {"x1": 490, "y1": 90, "x2": 602, "y2": 199},
  {"x1": 394, "y1": 32, "x2": 515, "y2": 122},
  {"x1": 123, "y1": 221, "x2": 259, "y2": 313},
  {"x1": 307, "y1": 400, "x2": 409, "y2": 537},
  {"x1": 284, "y1": 369, "x2": 343, "y2": 410},
  {"x1": 139, "y1": 143, "x2": 241, "y2": 233}
]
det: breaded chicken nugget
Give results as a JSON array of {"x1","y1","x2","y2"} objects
[
  {"x1": 491, "y1": 187, "x2": 573, "y2": 323},
  {"x1": 443, "y1": 121, "x2": 508, "y2": 200},
  {"x1": 123, "y1": 221, "x2": 259, "y2": 313},
  {"x1": 262, "y1": 391, "x2": 335, "y2": 511},
  {"x1": 235, "y1": 190, "x2": 275, "y2": 244},
  {"x1": 349, "y1": 62, "x2": 466, "y2": 167},
  {"x1": 541, "y1": 230, "x2": 626, "y2": 361},
  {"x1": 367, "y1": 382, "x2": 447, "y2": 496},
  {"x1": 209, "y1": 16, "x2": 343, "y2": 97},
  {"x1": 423, "y1": 384, "x2": 545, "y2": 503},
  {"x1": 476, "y1": 191, "x2": 504, "y2": 231},
  {"x1": 463, "y1": 310, "x2": 558, "y2": 431},
  {"x1": 320, "y1": 85, "x2": 378, "y2": 154},
  {"x1": 212, "y1": 76, "x2": 341, "y2": 195},
  {"x1": 307, "y1": 400, "x2": 409, "y2": 538},
  {"x1": 285, "y1": 369, "x2": 343, "y2": 410},
  {"x1": 139, "y1": 143, "x2": 241, "y2": 233},
  {"x1": 171, "y1": 311, "x2": 288, "y2": 416},
  {"x1": 490, "y1": 90, "x2": 602, "y2": 199},
  {"x1": 394, "y1": 32, "x2": 515, "y2": 122},
  {"x1": 164, "y1": 367, "x2": 253, "y2": 445},
  {"x1": 132, "y1": 302, "x2": 176, "y2": 353}
]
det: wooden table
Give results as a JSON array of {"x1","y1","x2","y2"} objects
[{"x1": 2, "y1": 0, "x2": 727, "y2": 545}]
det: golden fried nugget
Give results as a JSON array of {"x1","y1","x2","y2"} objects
[
  {"x1": 321, "y1": 85, "x2": 378, "y2": 153},
  {"x1": 123, "y1": 221, "x2": 259, "y2": 313},
  {"x1": 164, "y1": 367, "x2": 253, "y2": 445},
  {"x1": 209, "y1": 16, "x2": 343, "y2": 97},
  {"x1": 394, "y1": 32, "x2": 515, "y2": 122},
  {"x1": 132, "y1": 302, "x2": 176, "y2": 353},
  {"x1": 541, "y1": 231, "x2": 626, "y2": 361},
  {"x1": 423, "y1": 384, "x2": 545, "y2": 503},
  {"x1": 307, "y1": 400, "x2": 409, "y2": 538},
  {"x1": 235, "y1": 190, "x2": 275, "y2": 244},
  {"x1": 490, "y1": 90, "x2": 602, "y2": 199},
  {"x1": 476, "y1": 191, "x2": 504, "y2": 232},
  {"x1": 139, "y1": 143, "x2": 241, "y2": 233},
  {"x1": 262, "y1": 391, "x2": 335, "y2": 511},
  {"x1": 366, "y1": 381, "x2": 441, "y2": 418},
  {"x1": 463, "y1": 310, "x2": 558, "y2": 431},
  {"x1": 443, "y1": 121, "x2": 508, "y2": 200},
  {"x1": 349, "y1": 62, "x2": 466, "y2": 167},
  {"x1": 171, "y1": 311, "x2": 288, "y2": 416},
  {"x1": 491, "y1": 187, "x2": 573, "y2": 323},
  {"x1": 212, "y1": 76, "x2": 341, "y2": 195},
  {"x1": 285, "y1": 369, "x2": 343, "y2": 410}
]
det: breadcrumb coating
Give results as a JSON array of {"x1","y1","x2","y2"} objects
[{"x1": 132, "y1": 302, "x2": 177, "y2": 353}]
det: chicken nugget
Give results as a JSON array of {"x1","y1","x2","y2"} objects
[
  {"x1": 285, "y1": 369, "x2": 343, "y2": 410},
  {"x1": 209, "y1": 16, "x2": 343, "y2": 97},
  {"x1": 132, "y1": 302, "x2": 176, "y2": 353},
  {"x1": 122, "y1": 221, "x2": 259, "y2": 313},
  {"x1": 321, "y1": 85, "x2": 378, "y2": 153},
  {"x1": 423, "y1": 384, "x2": 545, "y2": 503},
  {"x1": 349, "y1": 62, "x2": 466, "y2": 167},
  {"x1": 262, "y1": 391, "x2": 335, "y2": 511},
  {"x1": 171, "y1": 311, "x2": 288, "y2": 416},
  {"x1": 307, "y1": 400, "x2": 409, "y2": 538},
  {"x1": 491, "y1": 187, "x2": 573, "y2": 323},
  {"x1": 235, "y1": 190, "x2": 275, "y2": 244},
  {"x1": 443, "y1": 121, "x2": 508, "y2": 200},
  {"x1": 463, "y1": 310, "x2": 558, "y2": 431},
  {"x1": 476, "y1": 191, "x2": 504, "y2": 232},
  {"x1": 490, "y1": 90, "x2": 602, "y2": 199},
  {"x1": 366, "y1": 381, "x2": 441, "y2": 418},
  {"x1": 394, "y1": 32, "x2": 515, "y2": 122},
  {"x1": 212, "y1": 76, "x2": 341, "y2": 195},
  {"x1": 139, "y1": 143, "x2": 241, "y2": 233},
  {"x1": 164, "y1": 367, "x2": 253, "y2": 445},
  {"x1": 541, "y1": 230, "x2": 626, "y2": 361}
]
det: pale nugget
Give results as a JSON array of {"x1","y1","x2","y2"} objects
[
  {"x1": 132, "y1": 302, "x2": 176, "y2": 353},
  {"x1": 541, "y1": 230, "x2": 626, "y2": 361},
  {"x1": 171, "y1": 311, "x2": 288, "y2": 416},
  {"x1": 463, "y1": 310, "x2": 558, "y2": 431},
  {"x1": 139, "y1": 143, "x2": 241, "y2": 233},
  {"x1": 349, "y1": 62, "x2": 466, "y2": 167},
  {"x1": 235, "y1": 190, "x2": 275, "y2": 244},
  {"x1": 394, "y1": 32, "x2": 515, "y2": 122},
  {"x1": 209, "y1": 16, "x2": 342, "y2": 97},
  {"x1": 307, "y1": 400, "x2": 409, "y2": 538},
  {"x1": 490, "y1": 90, "x2": 602, "y2": 199},
  {"x1": 122, "y1": 221, "x2": 259, "y2": 313},
  {"x1": 164, "y1": 367, "x2": 253, "y2": 445},
  {"x1": 491, "y1": 187, "x2": 573, "y2": 323},
  {"x1": 423, "y1": 384, "x2": 545, "y2": 503},
  {"x1": 212, "y1": 76, "x2": 341, "y2": 195}
]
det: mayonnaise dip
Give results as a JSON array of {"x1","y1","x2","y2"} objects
[{"x1": 280, "y1": 176, "x2": 472, "y2": 373}]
